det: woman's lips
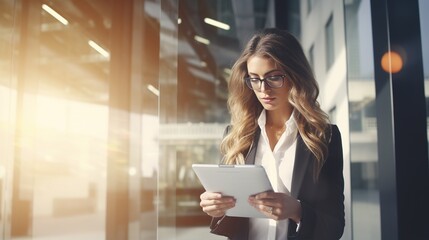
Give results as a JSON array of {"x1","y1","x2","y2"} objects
[{"x1": 261, "y1": 97, "x2": 275, "y2": 103}]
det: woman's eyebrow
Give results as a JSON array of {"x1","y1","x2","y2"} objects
[{"x1": 248, "y1": 69, "x2": 282, "y2": 76}]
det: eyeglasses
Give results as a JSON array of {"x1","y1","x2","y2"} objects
[{"x1": 244, "y1": 75, "x2": 286, "y2": 90}]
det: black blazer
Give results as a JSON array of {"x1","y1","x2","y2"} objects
[{"x1": 209, "y1": 125, "x2": 345, "y2": 240}]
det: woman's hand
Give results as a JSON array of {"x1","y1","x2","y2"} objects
[
  {"x1": 200, "y1": 191, "x2": 236, "y2": 218},
  {"x1": 248, "y1": 191, "x2": 301, "y2": 222}
]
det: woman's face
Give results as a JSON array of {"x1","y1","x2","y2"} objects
[{"x1": 246, "y1": 56, "x2": 291, "y2": 112}]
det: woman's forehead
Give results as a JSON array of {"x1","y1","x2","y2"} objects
[{"x1": 247, "y1": 56, "x2": 283, "y2": 73}]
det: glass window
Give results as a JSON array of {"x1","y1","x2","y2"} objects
[
  {"x1": 325, "y1": 14, "x2": 335, "y2": 70},
  {"x1": 344, "y1": 0, "x2": 381, "y2": 239},
  {"x1": 160, "y1": 0, "x2": 274, "y2": 239},
  {"x1": 1, "y1": 0, "x2": 160, "y2": 239}
]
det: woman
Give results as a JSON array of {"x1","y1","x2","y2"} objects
[{"x1": 199, "y1": 28, "x2": 345, "y2": 240}]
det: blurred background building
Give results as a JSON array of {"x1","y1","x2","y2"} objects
[{"x1": 0, "y1": 0, "x2": 428, "y2": 239}]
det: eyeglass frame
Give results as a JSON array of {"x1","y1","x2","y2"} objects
[{"x1": 244, "y1": 74, "x2": 287, "y2": 90}]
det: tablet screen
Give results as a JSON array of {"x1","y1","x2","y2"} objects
[{"x1": 192, "y1": 164, "x2": 273, "y2": 218}]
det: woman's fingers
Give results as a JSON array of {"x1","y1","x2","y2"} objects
[
  {"x1": 247, "y1": 201, "x2": 280, "y2": 219},
  {"x1": 248, "y1": 192, "x2": 279, "y2": 207},
  {"x1": 253, "y1": 191, "x2": 276, "y2": 200},
  {"x1": 202, "y1": 201, "x2": 235, "y2": 217},
  {"x1": 200, "y1": 191, "x2": 222, "y2": 200},
  {"x1": 202, "y1": 201, "x2": 234, "y2": 213},
  {"x1": 199, "y1": 192, "x2": 236, "y2": 217},
  {"x1": 200, "y1": 192, "x2": 235, "y2": 207},
  {"x1": 248, "y1": 192, "x2": 298, "y2": 220},
  {"x1": 200, "y1": 198, "x2": 235, "y2": 208}
]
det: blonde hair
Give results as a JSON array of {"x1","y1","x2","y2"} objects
[{"x1": 221, "y1": 28, "x2": 331, "y2": 179}]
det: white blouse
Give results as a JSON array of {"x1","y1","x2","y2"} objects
[{"x1": 249, "y1": 110, "x2": 298, "y2": 240}]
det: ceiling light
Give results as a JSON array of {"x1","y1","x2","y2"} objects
[
  {"x1": 194, "y1": 35, "x2": 210, "y2": 45},
  {"x1": 147, "y1": 84, "x2": 159, "y2": 96},
  {"x1": 42, "y1": 4, "x2": 69, "y2": 25},
  {"x1": 204, "y1": 17, "x2": 230, "y2": 30},
  {"x1": 88, "y1": 40, "x2": 110, "y2": 58}
]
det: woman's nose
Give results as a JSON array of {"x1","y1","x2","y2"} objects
[{"x1": 260, "y1": 81, "x2": 270, "y2": 92}]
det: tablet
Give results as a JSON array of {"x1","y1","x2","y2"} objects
[{"x1": 192, "y1": 164, "x2": 273, "y2": 218}]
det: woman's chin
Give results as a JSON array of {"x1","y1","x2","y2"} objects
[{"x1": 261, "y1": 104, "x2": 277, "y2": 111}]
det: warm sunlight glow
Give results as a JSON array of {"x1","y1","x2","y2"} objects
[
  {"x1": 42, "y1": 4, "x2": 69, "y2": 25},
  {"x1": 204, "y1": 17, "x2": 230, "y2": 30}
]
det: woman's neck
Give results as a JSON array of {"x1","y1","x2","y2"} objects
[
  {"x1": 265, "y1": 108, "x2": 293, "y2": 128},
  {"x1": 264, "y1": 108, "x2": 293, "y2": 151}
]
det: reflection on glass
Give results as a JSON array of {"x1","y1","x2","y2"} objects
[
  {"x1": 345, "y1": 0, "x2": 381, "y2": 239},
  {"x1": 158, "y1": 0, "x2": 272, "y2": 238},
  {"x1": 2, "y1": 0, "x2": 159, "y2": 239},
  {"x1": 30, "y1": 1, "x2": 111, "y2": 238},
  {"x1": 32, "y1": 98, "x2": 108, "y2": 238}
]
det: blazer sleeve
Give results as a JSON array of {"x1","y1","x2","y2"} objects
[
  {"x1": 209, "y1": 215, "x2": 248, "y2": 239},
  {"x1": 290, "y1": 125, "x2": 345, "y2": 240}
]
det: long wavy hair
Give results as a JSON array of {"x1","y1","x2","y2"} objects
[{"x1": 220, "y1": 28, "x2": 331, "y2": 179}]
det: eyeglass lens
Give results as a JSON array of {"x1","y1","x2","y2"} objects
[{"x1": 246, "y1": 75, "x2": 284, "y2": 90}]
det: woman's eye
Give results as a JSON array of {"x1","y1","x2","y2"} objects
[{"x1": 267, "y1": 75, "x2": 283, "y2": 81}]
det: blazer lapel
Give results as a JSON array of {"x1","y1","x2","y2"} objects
[{"x1": 291, "y1": 134, "x2": 311, "y2": 198}]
